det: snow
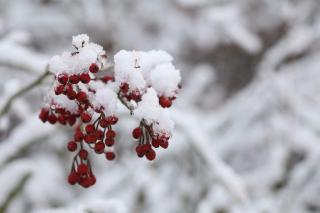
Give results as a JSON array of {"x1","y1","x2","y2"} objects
[
  {"x1": 153, "y1": 109, "x2": 174, "y2": 135},
  {"x1": 114, "y1": 50, "x2": 146, "y2": 92},
  {"x1": 49, "y1": 34, "x2": 106, "y2": 75},
  {"x1": 92, "y1": 87, "x2": 118, "y2": 116},
  {"x1": 150, "y1": 63, "x2": 181, "y2": 97},
  {"x1": 72, "y1": 34, "x2": 89, "y2": 48},
  {"x1": 1, "y1": 0, "x2": 320, "y2": 213},
  {"x1": 113, "y1": 50, "x2": 178, "y2": 93},
  {"x1": 133, "y1": 88, "x2": 161, "y2": 124},
  {"x1": 50, "y1": 93, "x2": 79, "y2": 114}
]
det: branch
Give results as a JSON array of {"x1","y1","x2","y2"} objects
[
  {"x1": 0, "y1": 172, "x2": 32, "y2": 213},
  {"x1": 0, "y1": 67, "x2": 52, "y2": 118},
  {"x1": 116, "y1": 93, "x2": 151, "y2": 131}
]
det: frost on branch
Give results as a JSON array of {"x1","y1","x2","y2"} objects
[{"x1": 39, "y1": 34, "x2": 181, "y2": 188}]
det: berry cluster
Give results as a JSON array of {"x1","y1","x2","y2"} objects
[
  {"x1": 39, "y1": 34, "x2": 181, "y2": 188},
  {"x1": 132, "y1": 123, "x2": 169, "y2": 161}
]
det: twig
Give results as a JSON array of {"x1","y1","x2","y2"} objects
[
  {"x1": 116, "y1": 93, "x2": 152, "y2": 131},
  {"x1": 0, "y1": 172, "x2": 32, "y2": 213},
  {"x1": 0, "y1": 67, "x2": 52, "y2": 118}
]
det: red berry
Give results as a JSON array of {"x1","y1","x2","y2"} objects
[
  {"x1": 77, "y1": 164, "x2": 88, "y2": 175},
  {"x1": 88, "y1": 174, "x2": 96, "y2": 185},
  {"x1": 48, "y1": 114, "x2": 57, "y2": 124},
  {"x1": 101, "y1": 75, "x2": 113, "y2": 83},
  {"x1": 105, "y1": 151, "x2": 115, "y2": 160},
  {"x1": 84, "y1": 134, "x2": 97, "y2": 143},
  {"x1": 159, "y1": 96, "x2": 172, "y2": 108},
  {"x1": 54, "y1": 84, "x2": 65, "y2": 95},
  {"x1": 74, "y1": 130, "x2": 84, "y2": 141},
  {"x1": 136, "y1": 145, "x2": 144, "y2": 158},
  {"x1": 57, "y1": 73, "x2": 68, "y2": 85},
  {"x1": 94, "y1": 142, "x2": 105, "y2": 154},
  {"x1": 80, "y1": 177, "x2": 91, "y2": 188},
  {"x1": 96, "y1": 130, "x2": 104, "y2": 140},
  {"x1": 106, "y1": 116, "x2": 118, "y2": 125},
  {"x1": 142, "y1": 143, "x2": 152, "y2": 153},
  {"x1": 132, "y1": 127, "x2": 142, "y2": 139},
  {"x1": 129, "y1": 90, "x2": 141, "y2": 102},
  {"x1": 80, "y1": 72, "x2": 90, "y2": 84},
  {"x1": 79, "y1": 149, "x2": 88, "y2": 160},
  {"x1": 146, "y1": 149, "x2": 156, "y2": 161},
  {"x1": 85, "y1": 124, "x2": 95, "y2": 134},
  {"x1": 152, "y1": 139, "x2": 160, "y2": 148},
  {"x1": 105, "y1": 139, "x2": 115, "y2": 147},
  {"x1": 68, "y1": 116, "x2": 76, "y2": 126},
  {"x1": 160, "y1": 140, "x2": 169, "y2": 149},
  {"x1": 39, "y1": 108, "x2": 49, "y2": 123},
  {"x1": 69, "y1": 74, "x2": 79, "y2": 84},
  {"x1": 55, "y1": 108, "x2": 65, "y2": 114},
  {"x1": 99, "y1": 118, "x2": 109, "y2": 128},
  {"x1": 68, "y1": 172, "x2": 78, "y2": 185},
  {"x1": 66, "y1": 89, "x2": 76, "y2": 100},
  {"x1": 76, "y1": 91, "x2": 87, "y2": 102},
  {"x1": 81, "y1": 112, "x2": 91, "y2": 123},
  {"x1": 89, "y1": 63, "x2": 99, "y2": 73},
  {"x1": 106, "y1": 130, "x2": 116, "y2": 139},
  {"x1": 58, "y1": 115, "x2": 67, "y2": 125},
  {"x1": 67, "y1": 141, "x2": 77, "y2": 152},
  {"x1": 120, "y1": 83, "x2": 129, "y2": 93}
]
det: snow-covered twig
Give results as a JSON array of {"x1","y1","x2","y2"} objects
[
  {"x1": 0, "y1": 67, "x2": 51, "y2": 118},
  {"x1": 0, "y1": 172, "x2": 31, "y2": 213}
]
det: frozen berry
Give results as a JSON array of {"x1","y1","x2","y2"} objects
[
  {"x1": 132, "y1": 127, "x2": 142, "y2": 139},
  {"x1": 74, "y1": 130, "x2": 84, "y2": 141},
  {"x1": 89, "y1": 63, "x2": 99, "y2": 73},
  {"x1": 159, "y1": 96, "x2": 172, "y2": 108},
  {"x1": 85, "y1": 124, "x2": 95, "y2": 134},
  {"x1": 94, "y1": 142, "x2": 105, "y2": 154},
  {"x1": 54, "y1": 84, "x2": 65, "y2": 95},
  {"x1": 105, "y1": 151, "x2": 115, "y2": 160},
  {"x1": 39, "y1": 108, "x2": 49, "y2": 123},
  {"x1": 146, "y1": 149, "x2": 156, "y2": 161},
  {"x1": 77, "y1": 164, "x2": 88, "y2": 175},
  {"x1": 57, "y1": 73, "x2": 68, "y2": 85},
  {"x1": 106, "y1": 129, "x2": 116, "y2": 139},
  {"x1": 76, "y1": 91, "x2": 87, "y2": 102},
  {"x1": 120, "y1": 82, "x2": 129, "y2": 93},
  {"x1": 48, "y1": 114, "x2": 57, "y2": 124},
  {"x1": 81, "y1": 112, "x2": 91, "y2": 123},
  {"x1": 105, "y1": 139, "x2": 115, "y2": 147},
  {"x1": 79, "y1": 149, "x2": 88, "y2": 160},
  {"x1": 67, "y1": 141, "x2": 77, "y2": 152},
  {"x1": 80, "y1": 72, "x2": 90, "y2": 84},
  {"x1": 68, "y1": 172, "x2": 78, "y2": 185},
  {"x1": 69, "y1": 74, "x2": 79, "y2": 84}
]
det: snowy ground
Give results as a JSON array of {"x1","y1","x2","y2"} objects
[{"x1": 1, "y1": 0, "x2": 320, "y2": 213}]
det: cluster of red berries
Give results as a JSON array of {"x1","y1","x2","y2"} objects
[
  {"x1": 39, "y1": 54, "x2": 179, "y2": 188},
  {"x1": 39, "y1": 107, "x2": 77, "y2": 126},
  {"x1": 67, "y1": 153, "x2": 96, "y2": 188},
  {"x1": 39, "y1": 61, "x2": 120, "y2": 188},
  {"x1": 119, "y1": 82, "x2": 142, "y2": 102},
  {"x1": 116, "y1": 80, "x2": 175, "y2": 162},
  {"x1": 66, "y1": 114, "x2": 117, "y2": 187},
  {"x1": 132, "y1": 122, "x2": 170, "y2": 161}
]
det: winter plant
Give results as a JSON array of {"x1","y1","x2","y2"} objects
[{"x1": 38, "y1": 34, "x2": 181, "y2": 188}]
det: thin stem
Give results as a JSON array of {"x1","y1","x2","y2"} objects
[
  {"x1": 117, "y1": 92, "x2": 133, "y2": 114},
  {"x1": 0, "y1": 67, "x2": 52, "y2": 118},
  {"x1": 117, "y1": 93, "x2": 154, "y2": 138}
]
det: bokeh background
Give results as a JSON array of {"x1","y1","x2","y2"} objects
[{"x1": 1, "y1": 0, "x2": 320, "y2": 212}]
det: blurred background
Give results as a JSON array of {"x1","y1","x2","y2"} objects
[{"x1": 1, "y1": 0, "x2": 320, "y2": 212}]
